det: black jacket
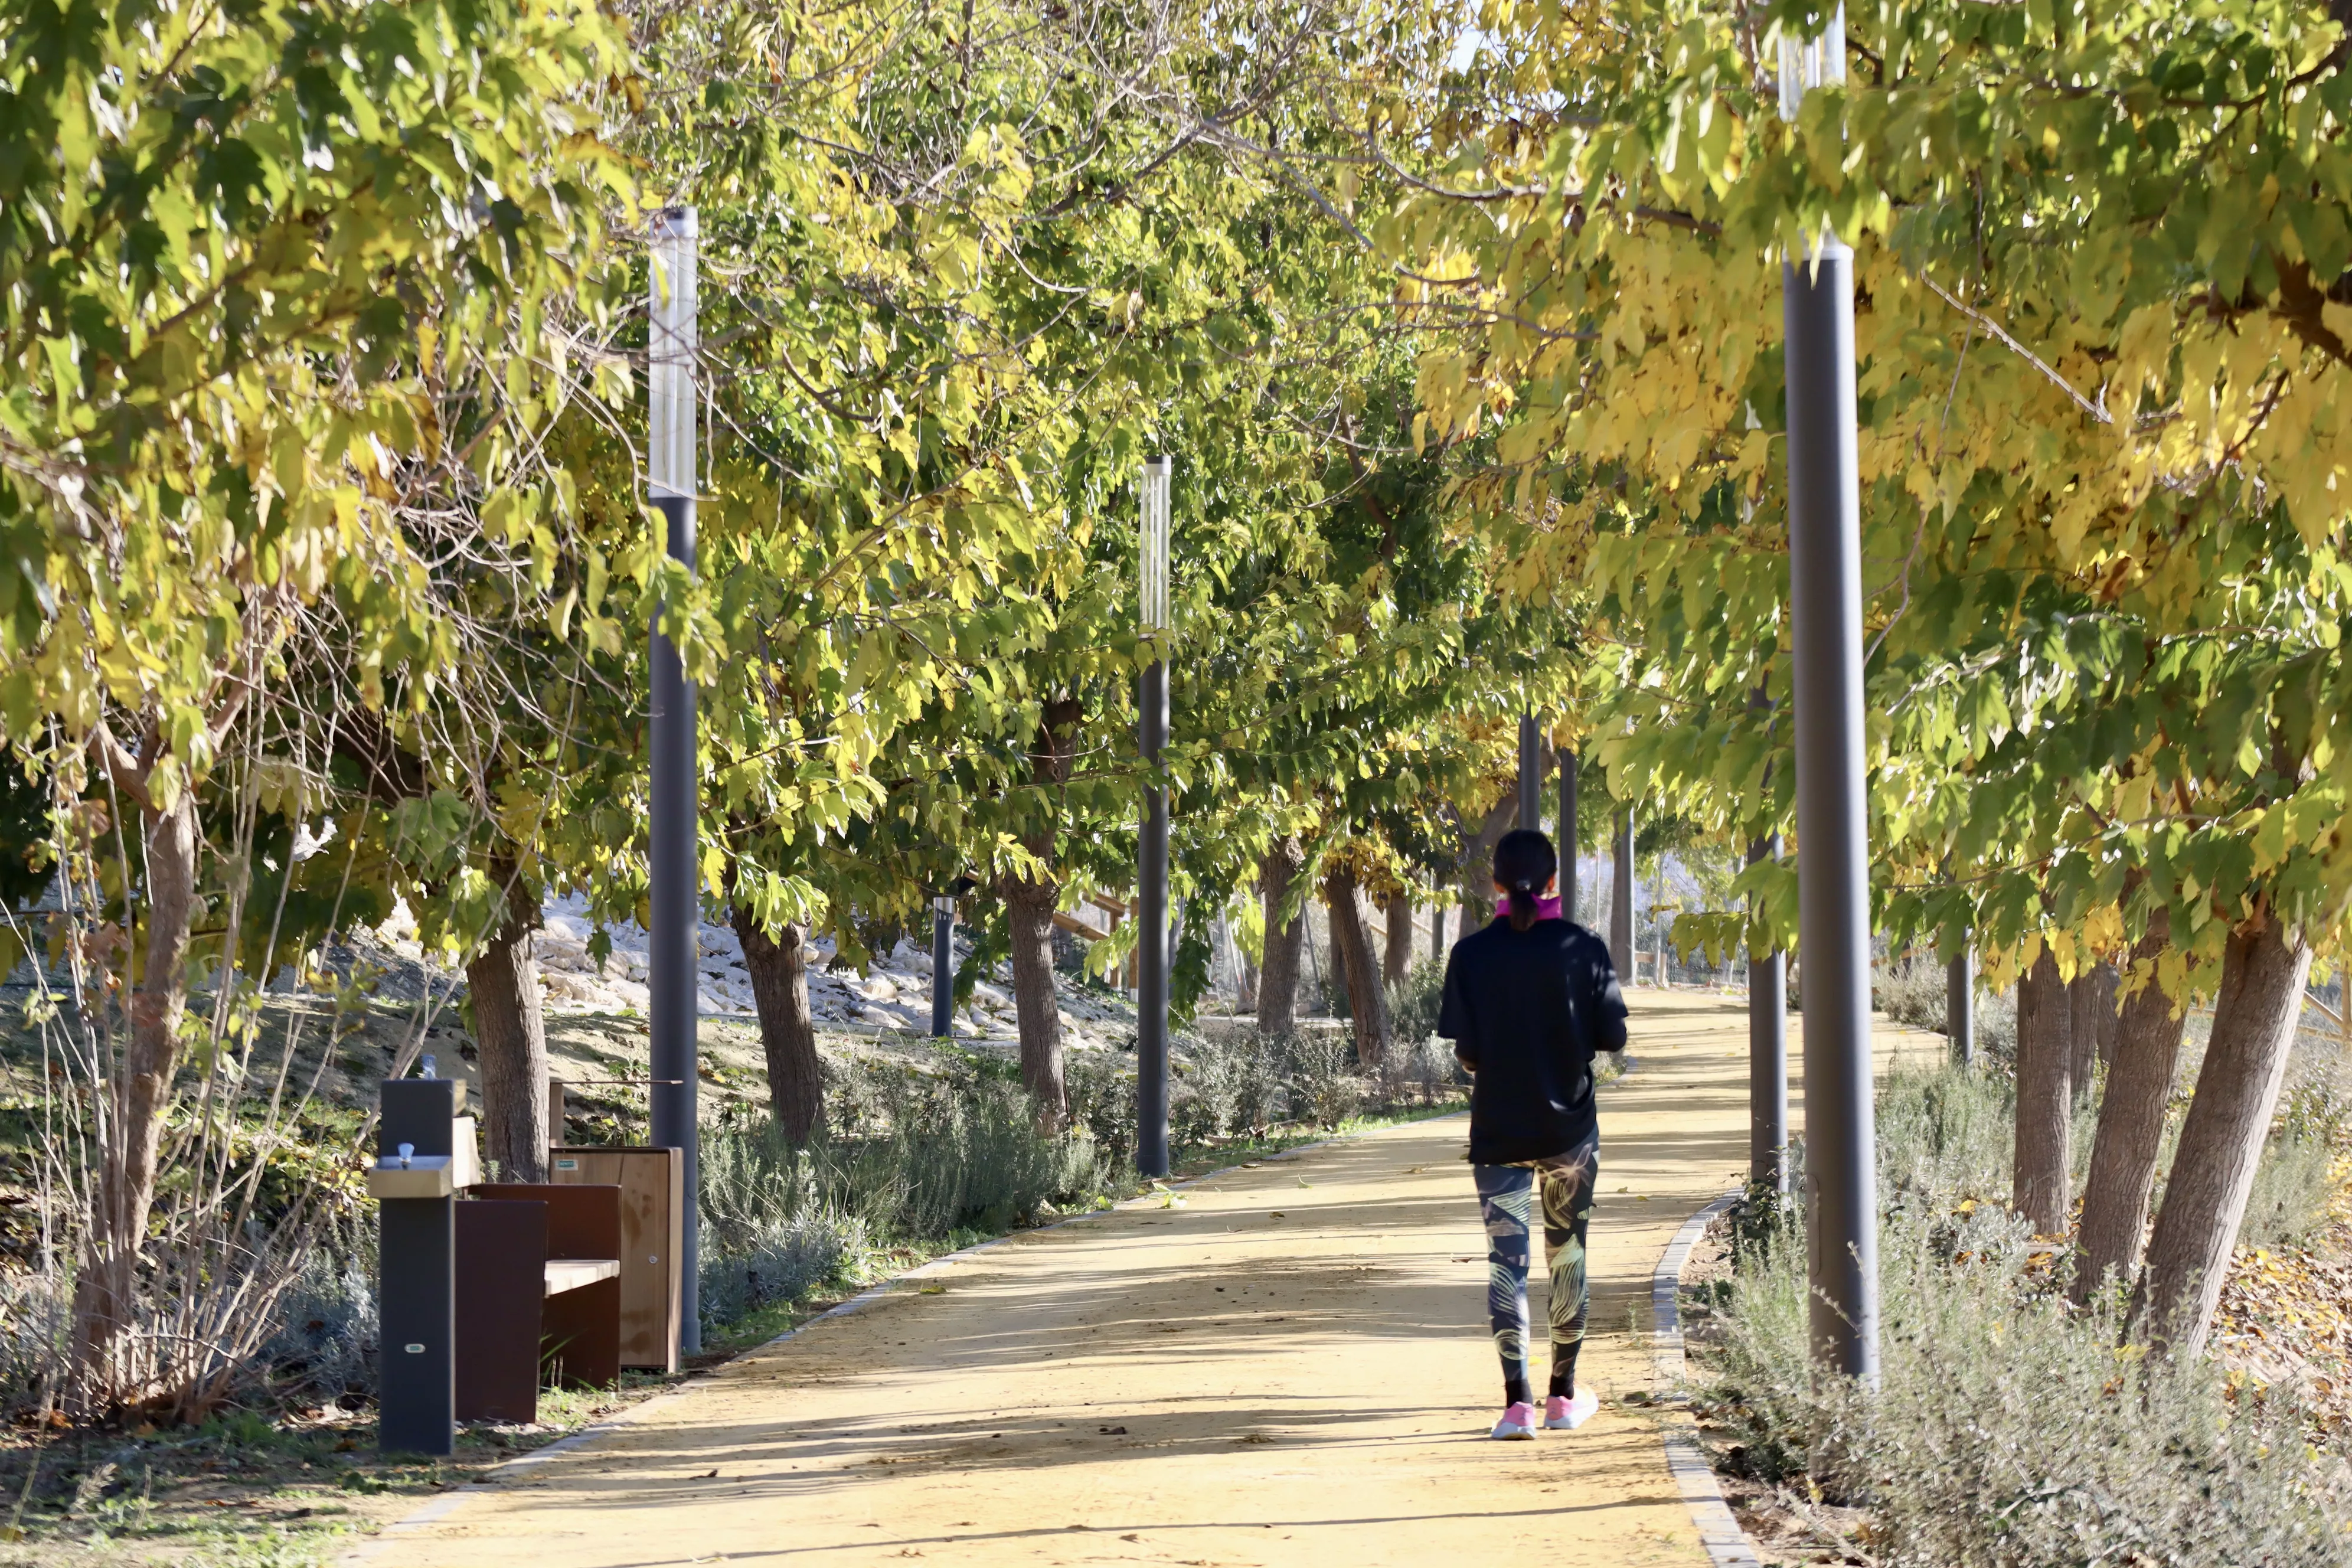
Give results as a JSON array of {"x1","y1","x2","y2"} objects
[{"x1": 1437, "y1": 917, "x2": 1628, "y2": 1164}]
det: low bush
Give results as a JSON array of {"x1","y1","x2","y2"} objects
[
  {"x1": 2240, "y1": 1132, "x2": 2338, "y2": 1250},
  {"x1": 1871, "y1": 954, "x2": 2018, "y2": 1064},
  {"x1": 698, "y1": 1208, "x2": 865, "y2": 1327},
  {"x1": 1386, "y1": 958, "x2": 1445, "y2": 1050},
  {"x1": 1164, "y1": 1026, "x2": 1456, "y2": 1145},
  {"x1": 1695, "y1": 1064, "x2": 2352, "y2": 1566},
  {"x1": 1871, "y1": 955, "x2": 1949, "y2": 1033},
  {"x1": 262, "y1": 1236, "x2": 376, "y2": 1406},
  {"x1": 1173, "y1": 1030, "x2": 1289, "y2": 1143}
]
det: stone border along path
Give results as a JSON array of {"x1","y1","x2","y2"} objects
[
  {"x1": 348, "y1": 994, "x2": 1942, "y2": 1567},
  {"x1": 1652, "y1": 1193, "x2": 1764, "y2": 1567}
]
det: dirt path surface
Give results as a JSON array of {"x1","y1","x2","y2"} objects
[{"x1": 355, "y1": 992, "x2": 1938, "y2": 1568}]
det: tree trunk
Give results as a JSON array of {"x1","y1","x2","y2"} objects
[
  {"x1": 1323, "y1": 865, "x2": 1391, "y2": 1066},
  {"x1": 1611, "y1": 806, "x2": 1636, "y2": 980},
  {"x1": 2133, "y1": 909, "x2": 2314, "y2": 1357},
  {"x1": 2066, "y1": 968, "x2": 2102, "y2": 1102},
  {"x1": 1002, "y1": 877, "x2": 1067, "y2": 1131},
  {"x1": 465, "y1": 871, "x2": 549, "y2": 1185},
  {"x1": 2071, "y1": 920, "x2": 2184, "y2": 1305},
  {"x1": 733, "y1": 903, "x2": 824, "y2": 1142},
  {"x1": 1382, "y1": 894, "x2": 1413, "y2": 986},
  {"x1": 2013, "y1": 948, "x2": 2074, "y2": 1236},
  {"x1": 73, "y1": 790, "x2": 200, "y2": 1406},
  {"x1": 1001, "y1": 694, "x2": 1082, "y2": 1131},
  {"x1": 1257, "y1": 839, "x2": 1306, "y2": 1037},
  {"x1": 1456, "y1": 790, "x2": 1518, "y2": 931},
  {"x1": 2092, "y1": 961, "x2": 2122, "y2": 1073}
]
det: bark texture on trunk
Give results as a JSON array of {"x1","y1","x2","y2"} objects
[
  {"x1": 2091, "y1": 961, "x2": 2122, "y2": 1073},
  {"x1": 2071, "y1": 921, "x2": 2184, "y2": 1305},
  {"x1": 1382, "y1": 895, "x2": 1413, "y2": 986},
  {"x1": 1004, "y1": 880, "x2": 1067, "y2": 1129},
  {"x1": 2066, "y1": 969, "x2": 2103, "y2": 1102},
  {"x1": 2014, "y1": 949, "x2": 2075, "y2": 1236},
  {"x1": 1323, "y1": 866, "x2": 1391, "y2": 1066},
  {"x1": 1456, "y1": 789, "x2": 1521, "y2": 929},
  {"x1": 73, "y1": 792, "x2": 200, "y2": 1406},
  {"x1": 465, "y1": 871, "x2": 549, "y2": 1185},
  {"x1": 1256, "y1": 838, "x2": 1308, "y2": 1037},
  {"x1": 1000, "y1": 694, "x2": 1083, "y2": 1131},
  {"x1": 733, "y1": 903, "x2": 824, "y2": 1141},
  {"x1": 2134, "y1": 911, "x2": 2314, "y2": 1357}
]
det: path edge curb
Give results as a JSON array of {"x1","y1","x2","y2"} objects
[
  {"x1": 1652, "y1": 1190, "x2": 1764, "y2": 1568},
  {"x1": 338, "y1": 1103, "x2": 1470, "y2": 1563}
]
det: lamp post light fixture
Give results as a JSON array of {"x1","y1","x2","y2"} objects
[
  {"x1": 646, "y1": 205, "x2": 703, "y2": 1355},
  {"x1": 1778, "y1": 7, "x2": 1879, "y2": 1387},
  {"x1": 1136, "y1": 456, "x2": 1173, "y2": 1180}
]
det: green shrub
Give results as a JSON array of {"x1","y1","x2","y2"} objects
[
  {"x1": 698, "y1": 1208, "x2": 864, "y2": 1326},
  {"x1": 1172, "y1": 1029, "x2": 1288, "y2": 1142},
  {"x1": 1386, "y1": 957, "x2": 1446, "y2": 1049},
  {"x1": 1695, "y1": 1066, "x2": 2352, "y2": 1566},
  {"x1": 2242, "y1": 1132, "x2": 2337, "y2": 1250},
  {"x1": 695, "y1": 1056, "x2": 1127, "y2": 1333},
  {"x1": 1065, "y1": 1048, "x2": 1138, "y2": 1168}
]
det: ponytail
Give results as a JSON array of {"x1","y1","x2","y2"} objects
[{"x1": 1493, "y1": 828, "x2": 1558, "y2": 933}]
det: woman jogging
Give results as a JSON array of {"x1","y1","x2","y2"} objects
[{"x1": 1437, "y1": 827, "x2": 1628, "y2": 1440}]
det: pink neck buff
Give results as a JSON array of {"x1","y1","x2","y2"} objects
[{"x1": 1494, "y1": 894, "x2": 1563, "y2": 922}]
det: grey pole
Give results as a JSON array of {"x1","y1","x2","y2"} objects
[
  {"x1": 647, "y1": 205, "x2": 702, "y2": 1355},
  {"x1": 1430, "y1": 903, "x2": 1445, "y2": 963},
  {"x1": 1558, "y1": 750, "x2": 1578, "y2": 920},
  {"x1": 1610, "y1": 806, "x2": 1635, "y2": 979},
  {"x1": 1947, "y1": 946, "x2": 1975, "y2": 1068},
  {"x1": 1780, "y1": 6, "x2": 1879, "y2": 1386},
  {"x1": 1747, "y1": 834, "x2": 1788, "y2": 1193},
  {"x1": 1748, "y1": 689, "x2": 1788, "y2": 1193},
  {"x1": 1517, "y1": 713, "x2": 1540, "y2": 831},
  {"x1": 930, "y1": 896, "x2": 956, "y2": 1038},
  {"x1": 1136, "y1": 456, "x2": 1172, "y2": 1178}
]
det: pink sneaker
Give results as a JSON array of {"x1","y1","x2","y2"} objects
[
  {"x1": 1490, "y1": 1400, "x2": 1538, "y2": 1440},
  {"x1": 1545, "y1": 1390, "x2": 1599, "y2": 1430}
]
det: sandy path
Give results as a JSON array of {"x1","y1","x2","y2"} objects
[{"x1": 358, "y1": 992, "x2": 1939, "y2": 1568}]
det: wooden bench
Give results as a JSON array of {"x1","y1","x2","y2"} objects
[{"x1": 455, "y1": 1184, "x2": 624, "y2": 1422}]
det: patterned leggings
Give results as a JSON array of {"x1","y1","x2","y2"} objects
[{"x1": 1474, "y1": 1136, "x2": 1598, "y2": 1405}]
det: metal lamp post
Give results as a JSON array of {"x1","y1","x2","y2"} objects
[
  {"x1": 1747, "y1": 831, "x2": 1789, "y2": 1194},
  {"x1": 1780, "y1": 9, "x2": 1879, "y2": 1386},
  {"x1": 1517, "y1": 713, "x2": 1540, "y2": 831},
  {"x1": 1610, "y1": 805, "x2": 1635, "y2": 979},
  {"x1": 1947, "y1": 944, "x2": 1975, "y2": 1067},
  {"x1": 1749, "y1": 690, "x2": 1789, "y2": 1194},
  {"x1": 646, "y1": 206, "x2": 702, "y2": 1355},
  {"x1": 1558, "y1": 749, "x2": 1578, "y2": 922},
  {"x1": 1136, "y1": 456, "x2": 1173, "y2": 1179},
  {"x1": 931, "y1": 896, "x2": 957, "y2": 1038}
]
